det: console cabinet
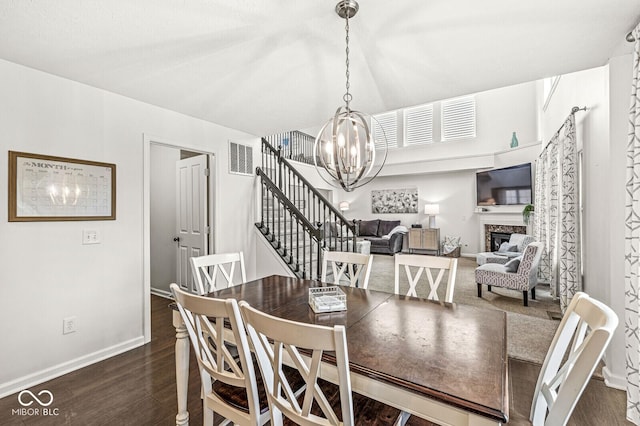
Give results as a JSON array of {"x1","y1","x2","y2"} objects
[{"x1": 408, "y1": 228, "x2": 440, "y2": 254}]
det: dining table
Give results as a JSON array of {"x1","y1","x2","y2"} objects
[{"x1": 172, "y1": 274, "x2": 509, "y2": 426}]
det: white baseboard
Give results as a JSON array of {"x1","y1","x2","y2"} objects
[
  {"x1": 0, "y1": 336, "x2": 145, "y2": 399},
  {"x1": 151, "y1": 288, "x2": 173, "y2": 299},
  {"x1": 603, "y1": 366, "x2": 627, "y2": 391}
]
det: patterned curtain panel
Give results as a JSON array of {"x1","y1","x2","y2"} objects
[
  {"x1": 534, "y1": 150, "x2": 551, "y2": 283},
  {"x1": 624, "y1": 23, "x2": 640, "y2": 426},
  {"x1": 533, "y1": 115, "x2": 581, "y2": 312},
  {"x1": 557, "y1": 116, "x2": 580, "y2": 311}
]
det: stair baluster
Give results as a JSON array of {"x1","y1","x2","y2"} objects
[{"x1": 255, "y1": 138, "x2": 357, "y2": 280}]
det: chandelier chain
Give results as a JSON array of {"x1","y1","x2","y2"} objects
[
  {"x1": 313, "y1": 0, "x2": 387, "y2": 192},
  {"x1": 343, "y1": 11, "x2": 352, "y2": 109}
]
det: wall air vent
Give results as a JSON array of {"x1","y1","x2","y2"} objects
[{"x1": 229, "y1": 141, "x2": 254, "y2": 176}]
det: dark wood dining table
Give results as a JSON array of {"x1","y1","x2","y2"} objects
[{"x1": 172, "y1": 274, "x2": 509, "y2": 426}]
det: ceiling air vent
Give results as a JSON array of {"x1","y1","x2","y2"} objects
[{"x1": 229, "y1": 141, "x2": 254, "y2": 176}]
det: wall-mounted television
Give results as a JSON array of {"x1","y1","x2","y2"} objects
[{"x1": 476, "y1": 163, "x2": 532, "y2": 206}]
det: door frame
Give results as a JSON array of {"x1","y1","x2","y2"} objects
[{"x1": 143, "y1": 133, "x2": 216, "y2": 342}]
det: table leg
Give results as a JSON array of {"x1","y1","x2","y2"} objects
[{"x1": 173, "y1": 310, "x2": 190, "y2": 426}]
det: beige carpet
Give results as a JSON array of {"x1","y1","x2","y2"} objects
[{"x1": 365, "y1": 254, "x2": 562, "y2": 365}]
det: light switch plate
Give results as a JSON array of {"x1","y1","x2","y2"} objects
[{"x1": 82, "y1": 229, "x2": 101, "y2": 245}]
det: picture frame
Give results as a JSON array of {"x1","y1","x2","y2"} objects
[
  {"x1": 371, "y1": 187, "x2": 418, "y2": 214},
  {"x1": 8, "y1": 151, "x2": 116, "y2": 222}
]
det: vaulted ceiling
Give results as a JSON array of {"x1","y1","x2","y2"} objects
[{"x1": 0, "y1": 1, "x2": 637, "y2": 136}]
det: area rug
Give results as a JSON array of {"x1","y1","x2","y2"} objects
[{"x1": 365, "y1": 255, "x2": 561, "y2": 364}]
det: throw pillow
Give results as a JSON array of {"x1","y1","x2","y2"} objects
[
  {"x1": 497, "y1": 242, "x2": 518, "y2": 253},
  {"x1": 377, "y1": 220, "x2": 401, "y2": 237},
  {"x1": 442, "y1": 235, "x2": 461, "y2": 255},
  {"x1": 357, "y1": 219, "x2": 380, "y2": 237},
  {"x1": 443, "y1": 235, "x2": 461, "y2": 247},
  {"x1": 504, "y1": 257, "x2": 521, "y2": 273}
]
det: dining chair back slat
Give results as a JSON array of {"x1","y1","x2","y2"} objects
[
  {"x1": 394, "y1": 254, "x2": 458, "y2": 302},
  {"x1": 321, "y1": 250, "x2": 374, "y2": 289},
  {"x1": 190, "y1": 251, "x2": 246, "y2": 294}
]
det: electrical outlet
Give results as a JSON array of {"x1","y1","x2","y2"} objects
[
  {"x1": 63, "y1": 316, "x2": 77, "y2": 334},
  {"x1": 82, "y1": 229, "x2": 100, "y2": 245}
]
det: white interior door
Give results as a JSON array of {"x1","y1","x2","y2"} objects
[{"x1": 175, "y1": 154, "x2": 208, "y2": 293}]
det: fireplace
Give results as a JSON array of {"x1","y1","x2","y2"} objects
[
  {"x1": 490, "y1": 232, "x2": 512, "y2": 252},
  {"x1": 484, "y1": 224, "x2": 527, "y2": 251}
]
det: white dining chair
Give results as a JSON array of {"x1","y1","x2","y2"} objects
[
  {"x1": 190, "y1": 251, "x2": 246, "y2": 294},
  {"x1": 169, "y1": 283, "x2": 267, "y2": 426},
  {"x1": 320, "y1": 250, "x2": 374, "y2": 289},
  {"x1": 394, "y1": 254, "x2": 458, "y2": 302},
  {"x1": 529, "y1": 292, "x2": 618, "y2": 425},
  {"x1": 239, "y1": 301, "x2": 401, "y2": 426}
]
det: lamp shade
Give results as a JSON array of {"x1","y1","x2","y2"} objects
[
  {"x1": 424, "y1": 204, "x2": 440, "y2": 215},
  {"x1": 339, "y1": 201, "x2": 350, "y2": 212}
]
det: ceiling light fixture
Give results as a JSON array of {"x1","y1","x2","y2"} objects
[{"x1": 313, "y1": 0, "x2": 387, "y2": 192}]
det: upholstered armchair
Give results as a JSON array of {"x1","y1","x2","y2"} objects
[{"x1": 475, "y1": 242, "x2": 543, "y2": 306}]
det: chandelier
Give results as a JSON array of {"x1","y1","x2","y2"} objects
[{"x1": 314, "y1": 0, "x2": 387, "y2": 192}]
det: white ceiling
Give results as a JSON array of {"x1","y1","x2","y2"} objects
[{"x1": 0, "y1": 1, "x2": 638, "y2": 136}]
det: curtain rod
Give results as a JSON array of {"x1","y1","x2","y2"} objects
[{"x1": 539, "y1": 106, "x2": 587, "y2": 154}]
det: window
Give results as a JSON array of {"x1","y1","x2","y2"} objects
[
  {"x1": 441, "y1": 96, "x2": 476, "y2": 141},
  {"x1": 404, "y1": 104, "x2": 433, "y2": 145},
  {"x1": 542, "y1": 76, "x2": 560, "y2": 111},
  {"x1": 371, "y1": 111, "x2": 397, "y2": 150},
  {"x1": 503, "y1": 188, "x2": 531, "y2": 205}
]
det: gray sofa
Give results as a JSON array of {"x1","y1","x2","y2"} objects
[{"x1": 355, "y1": 219, "x2": 405, "y2": 255}]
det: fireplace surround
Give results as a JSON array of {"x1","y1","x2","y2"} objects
[{"x1": 484, "y1": 224, "x2": 527, "y2": 252}]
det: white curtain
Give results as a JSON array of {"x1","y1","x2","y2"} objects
[
  {"x1": 533, "y1": 114, "x2": 581, "y2": 312},
  {"x1": 624, "y1": 23, "x2": 640, "y2": 426}
]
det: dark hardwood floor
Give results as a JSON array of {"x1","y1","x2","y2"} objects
[{"x1": 0, "y1": 295, "x2": 630, "y2": 425}]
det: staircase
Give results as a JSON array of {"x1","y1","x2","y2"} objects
[{"x1": 256, "y1": 137, "x2": 357, "y2": 280}]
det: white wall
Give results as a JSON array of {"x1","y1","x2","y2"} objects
[
  {"x1": 540, "y1": 61, "x2": 627, "y2": 388},
  {"x1": 0, "y1": 59, "x2": 257, "y2": 397},
  {"x1": 302, "y1": 80, "x2": 539, "y2": 160},
  {"x1": 342, "y1": 171, "x2": 478, "y2": 253},
  {"x1": 381, "y1": 81, "x2": 539, "y2": 166}
]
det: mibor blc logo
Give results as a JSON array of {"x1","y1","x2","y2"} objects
[{"x1": 12, "y1": 389, "x2": 59, "y2": 417}]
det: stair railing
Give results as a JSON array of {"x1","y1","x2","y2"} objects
[
  {"x1": 257, "y1": 138, "x2": 358, "y2": 279},
  {"x1": 257, "y1": 169, "x2": 322, "y2": 279},
  {"x1": 264, "y1": 130, "x2": 317, "y2": 166}
]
